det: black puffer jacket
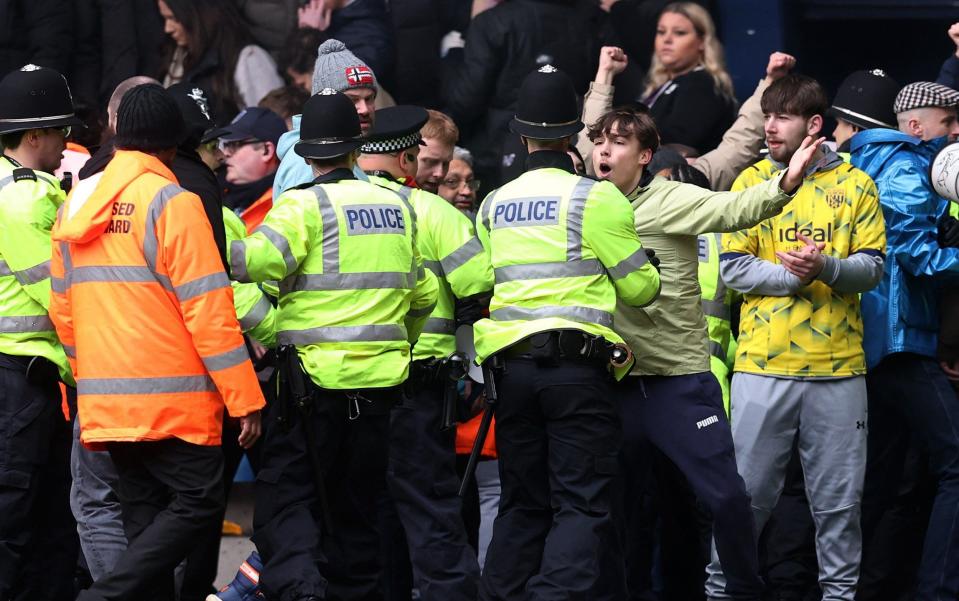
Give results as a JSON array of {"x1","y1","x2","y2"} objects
[{"x1": 442, "y1": 0, "x2": 615, "y2": 186}]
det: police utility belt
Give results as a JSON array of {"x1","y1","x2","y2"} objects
[
  {"x1": 500, "y1": 329, "x2": 630, "y2": 369},
  {"x1": 0, "y1": 351, "x2": 60, "y2": 385},
  {"x1": 277, "y1": 345, "x2": 396, "y2": 422}
]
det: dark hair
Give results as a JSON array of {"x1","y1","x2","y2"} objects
[
  {"x1": 258, "y1": 86, "x2": 310, "y2": 122},
  {"x1": 568, "y1": 143, "x2": 585, "y2": 165},
  {"x1": 761, "y1": 74, "x2": 829, "y2": 119},
  {"x1": 666, "y1": 163, "x2": 711, "y2": 189},
  {"x1": 159, "y1": 0, "x2": 254, "y2": 119},
  {"x1": 279, "y1": 27, "x2": 329, "y2": 77},
  {"x1": 587, "y1": 105, "x2": 660, "y2": 154},
  {"x1": 0, "y1": 130, "x2": 26, "y2": 151}
]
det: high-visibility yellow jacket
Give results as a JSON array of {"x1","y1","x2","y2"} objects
[
  {"x1": 698, "y1": 232, "x2": 738, "y2": 414},
  {"x1": 368, "y1": 174, "x2": 493, "y2": 361},
  {"x1": 0, "y1": 155, "x2": 72, "y2": 384},
  {"x1": 223, "y1": 208, "x2": 276, "y2": 348},
  {"x1": 230, "y1": 170, "x2": 439, "y2": 389},
  {"x1": 472, "y1": 160, "x2": 661, "y2": 378}
]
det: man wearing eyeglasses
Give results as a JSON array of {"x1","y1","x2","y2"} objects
[
  {"x1": 0, "y1": 64, "x2": 82, "y2": 600},
  {"x1": 437, "y1": 147, "x2": 481, "y2": 217},
  {"x1": 206, "y1": 107, "x2": 288, "y2": 233}
]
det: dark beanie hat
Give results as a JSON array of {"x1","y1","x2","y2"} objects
[{"x1": 114, "y1": 84, "x2": 185, "y2": 152}]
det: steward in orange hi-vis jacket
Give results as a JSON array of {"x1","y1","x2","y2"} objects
[
  {"x1": 51, "y1": 85, "x2": 264, "y2": 601},
  {"x1": 50, "y1": 147, "x2": 265, "y2": 447}
]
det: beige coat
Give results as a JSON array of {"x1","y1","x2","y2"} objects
[{"x1": 576, "y1": 78, "x2": 772, "y2": 192}]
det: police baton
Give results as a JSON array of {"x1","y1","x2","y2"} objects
[{"x1": 458, "y1": 359, "x2": 498, "y2": 497}]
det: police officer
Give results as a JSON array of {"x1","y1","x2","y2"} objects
[
  {"x1": 0, "y1": 64, "x2": 81, "y2": 600},
  {"x1": 698, "y1": 232, "x2": 737, "y2": 413},
  {"x1": 472, "y1": 65, "x2": 661, "y2": 600},
  {"x1": 358, "y1": 105, "x2": 494, "y2": 600},
  {"x1": 231, "y1": 89, "x2": 438, "y2": 601}
]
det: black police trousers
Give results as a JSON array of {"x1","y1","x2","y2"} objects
[
  {"x1": 0, "y1": 361, "x2": 76, "y2": 601},
  {"x1": 387, "y1": 380, "x2": 480, "y2": 601},
  {"x1": 252, "y1": 386, "x2": 391, "y2": 601},
  {"x1": 480, "y1": 357, "x2": 621, "y2": 601},
  {"x1": 76, "y1": 438, "x2": 225, "y2": 601},
  {"x1": 614, "y1": 373, "x2": 762, "y2": 601}
]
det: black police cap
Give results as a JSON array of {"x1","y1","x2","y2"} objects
[
  {"x1": 361, "y1": 105, "x2": 429, "y2": 154},
  {"x1": 509, "y1": 65, "x2": 584, "y2": 140},
  {"x1": 0, "y1": 65, "x2": 83, "y2": 135},
  {"x1": 828, "y1": 69, "x2": 900, "y2": 131},
  {"x1": 294, "y1": 88, "x2": 364, "y2": 160}
]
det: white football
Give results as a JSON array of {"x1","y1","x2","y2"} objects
[{"x1": 931, "y1": 141, "x2": 959, "y2": 204}]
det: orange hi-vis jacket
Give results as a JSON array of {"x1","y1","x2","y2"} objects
[
  {"x1": 49, "y1": 150, "x2": 265, "y2": 447},
  {"x1": 239, "y1": 187, "x2": 272, "y2": 234}
]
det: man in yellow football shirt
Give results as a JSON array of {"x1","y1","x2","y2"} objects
[{"x1": 704, "y1": 75, "x2": 886, "y2": 601}]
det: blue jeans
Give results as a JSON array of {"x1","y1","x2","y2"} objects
[
  {"x1": 863, "y1": 353, "x2": 959, "y2": 601},
  {"x1": 70, "y1": 418, "x2": 127, "y2": 580}
]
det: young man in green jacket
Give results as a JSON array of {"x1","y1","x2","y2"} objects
[{"x1": 588, "y1": 102, "x2": 824, "y2": 599}]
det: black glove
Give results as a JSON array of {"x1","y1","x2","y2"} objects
[
  {"x1": 454, "y1": 295, "x2": 486, "y2": 327},
  {"x1": 645, "y1": 248, "x2": 661, "y2": 272},
  {"x1": 939, "y1": 215, "x2": 959, "y2": 248}
]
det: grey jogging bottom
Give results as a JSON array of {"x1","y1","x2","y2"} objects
[{"x1": 705, "y1": 373, "x2": 867, "y2": 601}]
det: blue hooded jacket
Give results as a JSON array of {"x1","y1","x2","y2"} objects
[{"x1": 850, "y1": 128, "x2": 957, "y2": 368}]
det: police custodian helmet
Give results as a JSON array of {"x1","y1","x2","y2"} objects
[
  {"x1": 0, "y1": 65, "x2": 83, "y2": 135},
  {"x1": 295, "y1": 88, "x2": 365, "y2": 160},
  {"x1": 828, "y1": 69, "x2": 900, "y2": 131},
  {"x1": 509, "y1": 65, "x2": 585, "y2": 140}
]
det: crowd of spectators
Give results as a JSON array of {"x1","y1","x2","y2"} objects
[{"x1": 5, "y1": 1, "x2": 959, "y2": 600}]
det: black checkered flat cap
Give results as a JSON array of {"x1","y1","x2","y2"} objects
[
  {"x1": 361, "y1": 105, "x2": 429, "y2": 154},
  {"x1": 894, "y1": 81, "x2": 959, "y2": 114}
]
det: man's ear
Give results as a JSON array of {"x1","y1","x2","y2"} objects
[
  {"x1": 807, "y1": 114, "x2": 823, "y2": 137},
  {"x1": 908, "y1": 117, "x2": 923, "y2": 138},
  {"x1": 638, "y1": 147, "x2": 653, "y2": 167},
  {"x1": 262, "y1": 141, "x2": 276, "y2": 161}
]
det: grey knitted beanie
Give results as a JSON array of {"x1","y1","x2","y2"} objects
[{"x1": 311, "y1": 39, "x2": 378, "y2": 96}]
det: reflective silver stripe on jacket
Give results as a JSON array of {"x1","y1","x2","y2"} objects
[
  {"x1": 701, "y1": 298, "x2": 730, "y2": 321},
  {"x1": 421, "y1": 317, "x2": 456, "y2": 335},
  {"x1": 254, "y1": 224, "x2": 298, "y2": 275},
  {"x1": 278, "y1": 324, "x2": 408, "y2": 346},
  {"x1": 175, "y1": 272, "x2": 230, "y2": 303},
  {"x1": 0, "y1": 258, "x2": 50, "y2": 286},
  {"x1": 491, "y1": 305, "x2": 614, "y2": 328},
  {"x1": 239, "y1": 294, "x2": 272, "y2": 330},
  {"x1": 494, "y1": 259, "x2": 605, "y2": 285},
  {"x1": 565, "y1": 177, "x2": 598, "y2": 261},
  {"x1": 142, "y1": 184, "x2": 186, "y2": 280},
  {"x1": 440, "y1": 238, "x2": 484, "y2": 275},
  {"x1": 63, "y1": 344, "x2": 76, "y2": 358},
  {"x1": 230, "y1": 240, "x2": 250, "y2": 283},
  {"x1": 0, "y1": 260, "x2": 50, "y2": 285},
  {"x1": 606, "y1": 248, "x2": 649, "y2": 281},
  {"x1": 201, "y1": 344, "x2": 251, "y2": 372},
  {"x1": 422, "y1": 260, "x2": 443, "y2": 276},
  {"x1": 0, "y1": 315, "x2": 55, "y2": 333},
  {"x1": 69, "y1": 265, "x2": 159, "y2": 285},
  {"x1": 480, "y1": 188, "x2": 501, "y2": 232},
  {"x1": 407, "y1": 301, "x2": 437, "y2": 318},
  {"x1": 709, "y1": 340, "x2": 726, "y2": 362},
  {"x1": 78, "y1": 374, "x2": 216, "y2": 395},
  {"x1": 281, "y1": 271, "x2": 414, "y2": 294}
]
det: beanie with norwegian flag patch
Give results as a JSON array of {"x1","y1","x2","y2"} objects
[{"x1": 311, "y1": 39, "x2": 378, "y2": 97}]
